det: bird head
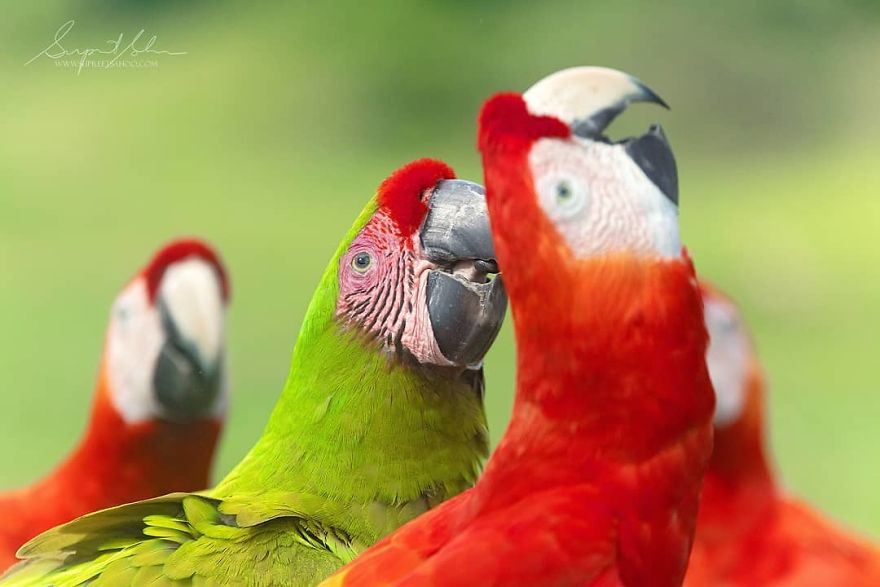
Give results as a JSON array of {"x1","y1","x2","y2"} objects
[
  {"x1": 335, "y1": 159, "x2": 506, "y2": 370},
  {"x1": 478, "y1": 66, "x2": 679, "y2": 298},
  {"x1": 701, "y1": 283, "x2": 763, "y2": 429},
  {"x1": 103, "y1": 239, "x2": 230, "y2": 424},
  {"x1": 477, "y1": 67, "x2": 715, "y2": 444}
]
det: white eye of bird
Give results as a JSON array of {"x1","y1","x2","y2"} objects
[
  {"x1": 539, "y1": 173, "x2": 589, "y2": 221},
  {"x1": 351, "y1": 252, "x2": 373, "y2": 273}
]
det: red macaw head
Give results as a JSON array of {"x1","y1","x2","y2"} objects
[
  {"x1": 700, "y1": 282, "x2": 765, "y2": 430},
  {"x1": 103, "y1": 239, "x2": 230, "y2": 424},
  {"x1": 477, "y1": 68, "x2": 715, "y2": 445},
  {"x1": 478, "y1": 66, "x2": 679, "y2": 305}
]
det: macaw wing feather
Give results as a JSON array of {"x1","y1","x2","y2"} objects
[
  {"x1": 3, "y1": 493, "x2": 360, "y2": 587},
  {"x1": 15, "y1": 494, "x2": 191, "y2": 566}
]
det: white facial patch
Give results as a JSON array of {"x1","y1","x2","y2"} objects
[
  {"x1": 106, "y1": 280, "x2": 165, "y2": 423},
  {"x1": 528, "y1": 137, "x2": 680, "y2": 259},
  {"x1": 704, "y1": 298, "x2": 751, "y2": 427}
]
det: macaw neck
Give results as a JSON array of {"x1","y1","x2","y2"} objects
[
  {"x1": 214, "y1": 276, "x2": 487, "y2": 516},
  {"x1": 0, "y1": 372, "x2": 219, "y2": 564},
  {"x1": 477, "y1": 254, "x2": 715, "y2": 501},
  {"x1": 214, "y1": 201, "x2": 486, "y2": 542},
  {"x1": 699, "y1": 374, "x2": 776, "y2": 531},
  {"x1": 44, "y1": 367, "x2": 220, "y2": 502}
]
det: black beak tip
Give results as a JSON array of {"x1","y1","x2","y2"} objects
[
  {"x1": 624, "y1": 124, "x2": 679, "y2": 206},
  {"x1": 633, "y1": 78, "x2": 670, "y2": 110},
  {"x1": 649, "y1": 123, "x2": 668, "y2": 141}
]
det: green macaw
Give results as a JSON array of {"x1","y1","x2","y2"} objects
[{"x1": 1, "y1": 159, "x2": 507, "y2": 586}]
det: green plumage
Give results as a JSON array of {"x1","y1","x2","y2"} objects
[{"x1": 2, "y1": 197, "x2": 488, "y2": 586}]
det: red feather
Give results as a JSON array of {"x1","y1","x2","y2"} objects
[
  {"x1": 0, "y1": 382, "x2": 220, "y2": 571},
  {"x1": 322, "y1": 89, "x2": 714, "y2": 587},
  {"x1": 477, "y1": 92, "x2": 570, "y2": 155},
  {"x1": 144, "y1": 238, "x2": 230, "y2": 303},
  {"x1": 685, "y1": 285, "x2": 880, "y2": 586},
  {"x1": 377, "y1": 159, "x2": 455, "y2": 236}
]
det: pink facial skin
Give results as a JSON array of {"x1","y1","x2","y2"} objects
[{"x1": 336, "y1": 206, "x2": 453, "y2": 367}]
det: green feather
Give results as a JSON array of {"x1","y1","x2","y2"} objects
[
  {"x1": 1, "y1": 194, "x2": 489, "y2": 586},
  {"x1": 181, "y1": 496, "x2": 218, "y2": 529},
  {"x1": 142, "y1": 518, "x2": 195, "y2": 538}
]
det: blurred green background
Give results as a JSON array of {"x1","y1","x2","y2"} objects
[{"x1": 1, "y1": 0, "x2": 878, "y2": 537}]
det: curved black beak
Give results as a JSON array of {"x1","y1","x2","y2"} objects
[
  {"x1": 153, "y1": 297, "x2": 224, "y2": 422},
  {"x1": 420, "y1": 180, "x2": 507, "y2": 367},
  {"x1": 622, "y1": 124, "x2": 678, "y2": 205}
]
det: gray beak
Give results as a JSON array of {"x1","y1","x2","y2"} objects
[
  {"x1": 153, "y1": 298, "x2": 223, "y2": 422},
  {"x1": 420, "y1": 180, "x2": 496, "y2": 264},
  {"x1": 420, "y1": 180, "x2": 507, "y2": 367}
]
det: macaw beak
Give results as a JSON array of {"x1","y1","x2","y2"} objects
[
  {"x1": 153, "y1": 262, "x2": 226, "y2": 422},
  {"x1": 420, "y1": 179, "x2": 507, "y2": 367},
  {"x1": 524, "y1": 65, "x2": 668, "y2": 137},
  {"x1": 524, "y1": 66, "x2": 678, "y2": 204}
]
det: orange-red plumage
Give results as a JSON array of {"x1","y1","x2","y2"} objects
[
  {"x1": 0, "y1": 240, "x2": 228, "y2": 572},
  {"x1": 684, "y1": 284, "x2": 880, "y2": 586},
  {"x1": 322, "y1": 92, "x2": 714, "y2": 587}
]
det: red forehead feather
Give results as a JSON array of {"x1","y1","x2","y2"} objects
[
  {"x1": 143, "y1": 238, "x2": 230, "y2": 303},
  {"x1": 377, "y1": 158, "x2": 456, "y2": 236},
  {"x1": 477, "y1": 92, "x2": 570, "y2": 153}
]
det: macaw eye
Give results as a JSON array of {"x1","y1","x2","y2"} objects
[
  {"x1": 538, "y1": 173, "x2": 589, "y2": 220},
  {"x1": 351, "y1": 252, "x2": 373, "y2": 273},
  {"x1": 115, "y1": 303, "x2": 130, "y2": 322},
  {"x1": 555, "y1": 181, "x2": 574, "y2": 204},
  {"x1": 719, "y1": 316, "x2": 738, "y2": 334}
]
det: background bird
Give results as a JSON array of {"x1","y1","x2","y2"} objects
[
  {"x1": 0, "y1": 238, "x2": 231, "y2": 572},
  {"x1": 1, "y1": 160, "x2": 507, "y2": 586},
  {"x1": 322, "y1": 66, "x2": 715, "y2": 587},
  {"x1": 684, "y1": 283, "x2": 880, "y2": 586}
]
